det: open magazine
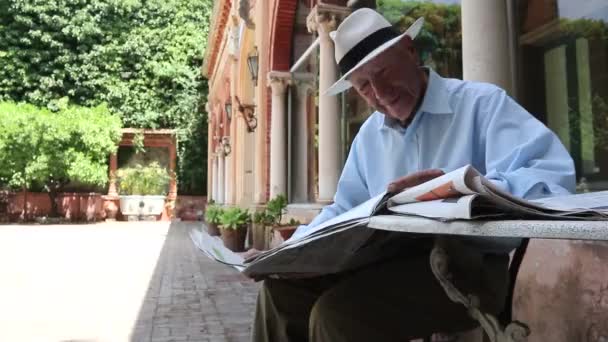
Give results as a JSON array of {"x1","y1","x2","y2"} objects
[{"x1": 191, "y1": 165, "x2": 608, "y2": 279}]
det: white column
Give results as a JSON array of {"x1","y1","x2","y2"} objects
[
  {"x1": 227, "y1": 23, "x2": 239, "y2": 205},
  {"x1": 267, "y1": 71, "x2": 292, "y2": 199},
  {"x1": 224, "y1": 152, "x2": 232, "y2": 205},
  {"x1": 254, "y1": 0, "x2": 269, "y2": 204},
  {"x1": 461, "y1": 0, "x2": 513, "y2": 94},
  {"x1": 206, "y1": 102, "x2": 214, "y2": 202},
  {"x1": 212, "y1": 154, "x2": 218, "y2": 202},
  {"x1": 292, "y1": 73, "x2": 315, "y2": 203},
  {"x1": 217, "y1": 151, "x2": 225, "y2": 204},
  {"x1": 307, "y1": 5, "x2": 349, "y2": 202}
]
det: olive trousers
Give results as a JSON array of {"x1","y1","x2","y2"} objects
[{"x1": 251, "y1": 238, "x2": 509, "y2": 342}]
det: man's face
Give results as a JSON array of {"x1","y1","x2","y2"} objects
[{"x1": 349, "y1": 37, "x2": 425, "y2": 123}]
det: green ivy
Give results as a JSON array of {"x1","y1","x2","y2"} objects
[{"x1": 0, "y1": 0, "x2": 213, "y2": 195}]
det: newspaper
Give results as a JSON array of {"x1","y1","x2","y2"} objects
[
  {"x1": 191, "y1": 165, "x2": 608, "y2": 279},
  {"x1": 387, "y1": 165, "x2": 608, "y2": 220}
]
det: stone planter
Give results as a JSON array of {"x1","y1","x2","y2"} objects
[
  {"x1": 119, "y1": 195, "x2": 166, "y2": 220},
  {"x1": 220, "y1": 225, "x2": 248, "y2": 252}
]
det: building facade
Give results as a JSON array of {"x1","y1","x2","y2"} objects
[
  {"x1": 203, "y1": 0, "x2": 608, "y2": 216},
  {"x1": 203, "y1": 0, "x2": 361, "y2": 221},
  {"x1": 203, "y1": 1, "x2": 608, "y2": 339}
]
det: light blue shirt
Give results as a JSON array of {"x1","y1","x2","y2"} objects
[{"x1": 294, "y1": 69, "x2": 576, "y2": 252}]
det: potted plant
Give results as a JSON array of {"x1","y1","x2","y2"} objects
[
  {"x1": 251, "y1": 210, "x2": 273, "y2": 250},
  {"x1": 204, "y1": 203, "x2": 222, "y2": 236},
  {"x1": 218, "y1": 207, "x2": 249, "y2": 252},
  {"x1": 265, "y1": 195, "x2": 301, "y2": 248},
  {"x1": 116, "y1": 162, "x2": 170, "y2": 220},
  {"x1": 266, "y1": 194, "x2": 287, "y2": 226}
]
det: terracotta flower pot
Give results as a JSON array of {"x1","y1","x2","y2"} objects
[
  {"x1": 269, "y1": 225, "x2": 298, "y2": 249},
  {"x1": 206, "y1": 222, "x2": 221, "y2": 236},
  {"x1": 220, "y1": 225, "x2": 248, "y2": 252},
  {"x1": 276, "y1": 225, "x2": 297, "y2": 240},
  {"x1": 102, "y1": 196, "x2": 120, "y2": 221}
]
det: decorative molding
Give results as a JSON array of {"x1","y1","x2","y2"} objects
[
  {"x1": 292, "y1": 72, "x2": 316, "y2": 95},
  {"x1": 267, "y1": 71, "x2": 293, "y2": 94},
  {"x1": 202, "y1": 0, "x2": 232, "y2": 78},
  {"x1": 306, "y1": 2, "x2": 351, "y2": 35},
  {"x1": 228, "y1": 24, "x2": 240, "y2": 59},
  {"x1": 269, "y1": 0, "x2": 298, "y2": 71},
  {"x1": 238, "y1": 0, "x2": 255, "y2": 29}
]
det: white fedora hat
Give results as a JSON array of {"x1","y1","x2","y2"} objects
[{"x1": 325, "y1": 8, "x2": 424, "y2": 96}]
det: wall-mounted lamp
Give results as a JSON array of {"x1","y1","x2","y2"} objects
[
  {"x1": 235, "y1": 95, "x2": 257, "y2": 133},
  {"x1": 247, "y1": 47, "x2": 259, "y2": 86},
  {"x1": 221, "y1": 136, "x2": 231, "y2": 156}
]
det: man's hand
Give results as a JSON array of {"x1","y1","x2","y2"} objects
[
  {"x1": 387, "y1": 169, "x2": 445, "y2": 193},
  {"x1": 239, "y1": 248, "x2": 263, "y2": 262}
]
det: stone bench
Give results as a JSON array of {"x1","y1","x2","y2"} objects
[{"x1": 367, "y1": 216, "x2": 608, "y2": 342}]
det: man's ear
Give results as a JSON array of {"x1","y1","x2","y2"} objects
[
  {"x1": 401, "y1": 37, "x2": 420, "y2": 64},
  {"x1": 398, "y1": 35, "x2": 412, "y2": 48}
]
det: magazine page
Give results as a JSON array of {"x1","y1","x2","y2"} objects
[
  {"x1": 189, "y1": 229, "x2": 245, "y2": 271},
  {"x1": 242, "y1": 223, "x2": 375, "y2": 279},
  {"x1": 388, "y1": 194, "x2": 477, "y2": 220},
  {"x1": 387, "y1": 165, "x2": 479, "y2": 207},
  {"x1": 474, "y1": 177, "x2": 608, "y2": 219},
  {"x1": 529, "y1": 191, "x2": 608, "y2": 211},
  {"x1": 286, "y1": 192, "x2": 387, "y2": 243},
  {"x1": 244, "y1": 218, "x2": 369, "y2": 265}
]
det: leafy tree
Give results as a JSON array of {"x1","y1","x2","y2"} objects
[
  {"x1": 560, "y1": 17, "x2": 608, "y2": 41},
  {"x1": 0, "y1": 101, "x2": 122, "y2": 217},
  {"x1": 0, "y1": 0, "x2": 213, "y2": 195},
  {"x1": 377, "y1": 0, "x2": 462, "y2": 78}
]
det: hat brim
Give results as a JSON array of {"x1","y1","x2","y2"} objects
[{"x1": 325, "y1": 17, "x2": 424, "y2": 96}]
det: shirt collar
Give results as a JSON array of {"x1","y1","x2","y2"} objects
[{"x1": 378, "y1": 68, "x2": 453, "y2": 131}]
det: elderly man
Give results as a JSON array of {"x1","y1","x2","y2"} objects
[{"x1": 251, "y1": 8, "x2": 575, "y2": 342}]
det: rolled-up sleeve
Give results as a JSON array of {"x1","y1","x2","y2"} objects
[
  {"x1": 482, "y1": 89, "x2": 576, "y2": 199},
  {"x1": 290, "y1": 135, "x2": 370, "y2": 240}
]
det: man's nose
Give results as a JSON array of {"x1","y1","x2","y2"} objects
[
  {"x1": 370, "y1": 78, "x2": 388, "y2": 103},
  {"x1": 369, "y1": 78, "x2": 386, "y2": 97}
]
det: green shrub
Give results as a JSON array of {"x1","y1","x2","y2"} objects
[
  {"x1": 116, "y1": 162, "x2": 170, "y2": 195},
  {"x1": 204, "y1": 204, "x2": 223, "y2": 224},
  {"x1": 252, "y1": 211, "x2": 265, "y2": 224},
  {"x1": 252, "y1": 210, "x2": 275, "y2": 226},
  {"x1": 219, "y1": 207, "x2": 250, "y2": 230},
  {"x1": 266, "y1": 194, "x2": 288, "y2": 226},
  {"x1": 0, "y1": 101, "x2": 121, "y2": 216}
]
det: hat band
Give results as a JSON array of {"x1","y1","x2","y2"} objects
[{"x1": 338, "y1": 26, "x2": 400, "y2": 76}]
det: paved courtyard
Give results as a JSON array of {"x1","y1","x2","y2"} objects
[{"x1": 0, "y1": 221, "x2": 259, "y2": 342}]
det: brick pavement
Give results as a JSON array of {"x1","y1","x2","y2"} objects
[
  {"x1": 131, "y1": 222, "x2": 259, "y2": 342},
  {"x1": 0, "y1": 221, "x2": 259, "y2": 342}
]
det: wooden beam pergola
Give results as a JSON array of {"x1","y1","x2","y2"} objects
[{"x1": 107, "y1": 128, "x2": 178, "y2": 200}]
